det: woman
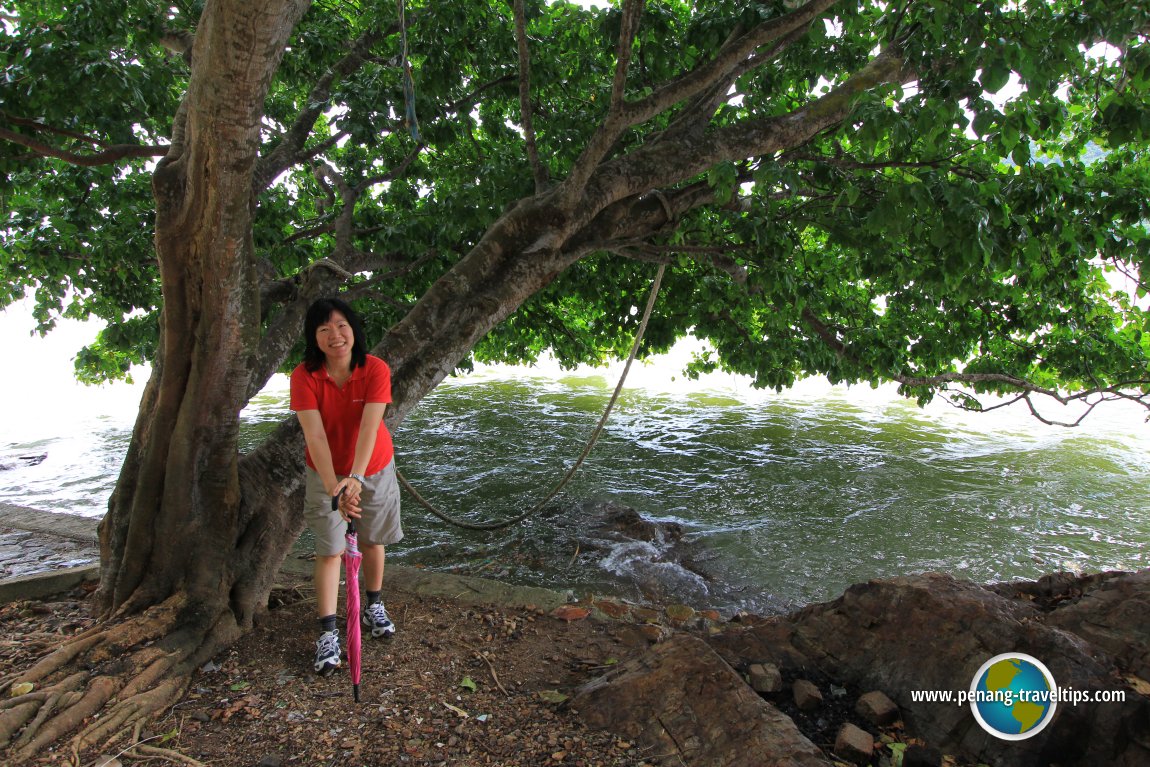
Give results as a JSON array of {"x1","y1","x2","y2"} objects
[{"x1": 289, "y1": 297, "x2": 403, "y2": 673}]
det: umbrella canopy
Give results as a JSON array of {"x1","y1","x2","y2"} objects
[{"x1": 335, "y1": 493, "x2": 363, "y2": 702}]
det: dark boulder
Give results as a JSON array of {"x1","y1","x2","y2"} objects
[{"x1": 572, "y1": 633, "x2": 834, "y2": 767}]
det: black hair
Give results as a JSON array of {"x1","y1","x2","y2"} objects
[{"x1": 302, "y1": 297, "x2": 369, "y2": 372}]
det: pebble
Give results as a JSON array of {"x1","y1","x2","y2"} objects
[
  {"x1": 792, "y1": 679, "x2": 823, "y2": 712},
  {"x1": 855, "y1": 690, "x2": 899, "y2": 725},
  {"x1": 747, "y1": 662, "x2": 783, "y2": 693},
  {"x1": 833, "y1": 722, "x2": 874, "y2": 765}
]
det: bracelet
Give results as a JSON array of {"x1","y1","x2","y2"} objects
[{"x1": 348, "y1": 473, "x2": 366, "y2": 484}]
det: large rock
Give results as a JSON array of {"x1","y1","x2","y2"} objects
[
  {"x1": 997, "y1": 569, "x2": 1150, "y2": 682},
  {"x1": 572, "y1": 633, "x2": 833, "y2": 766},
  {"x1": 710, "y1": 571, "x2": 1150, "y2": 767}
]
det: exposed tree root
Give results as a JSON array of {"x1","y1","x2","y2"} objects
[
  {"x1": 71, "y1": 720, "x2": 206, "y2": 767},
  {"x1": 109, "y1": 720, "x2": 206, "y2": 767},
  {"x1": 12, "y1": 675, "x2": 122, "y2": 761},
  {"x1": 0, "y1": 596, "x2": 212, "y2": 766},
  {"x1": 72, "y1": 677, "x2": 187, "y2": 755},
  {"x1": 6, "y1": 672, "x2": 88, "y2": 750}
]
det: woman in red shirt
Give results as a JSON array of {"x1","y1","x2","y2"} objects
[{"x1": 290, "y1": 297, "x2": 403, "y2": 673}]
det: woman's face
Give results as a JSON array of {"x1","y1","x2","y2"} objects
[{"x1": 315, "y1": 310, "x2": 355, "y2": 362}]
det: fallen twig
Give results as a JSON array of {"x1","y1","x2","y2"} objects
[{"x1": 472, "y1": 651, "x2": 510, "y2": 697}]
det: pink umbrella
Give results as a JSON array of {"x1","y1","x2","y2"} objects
[{"x1": 334, "y1": 492, "x2": 363, "y2": 702}]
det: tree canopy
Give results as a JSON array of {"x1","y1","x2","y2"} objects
[{"x1": 3, "y1": 0, "x2": 1149, "y2": 418}]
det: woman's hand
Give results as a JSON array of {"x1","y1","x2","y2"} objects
[{"x1": 332, "y1": 476, "x2": 364, "y2": 520}]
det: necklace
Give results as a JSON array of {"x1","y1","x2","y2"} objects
[{"x1": 325, "y1": 364, "x2": 351, "y2": 386}]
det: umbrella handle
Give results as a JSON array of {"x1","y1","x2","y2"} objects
[{"x1": 332, "y1": 487, "x2": 356, "y2": 534}]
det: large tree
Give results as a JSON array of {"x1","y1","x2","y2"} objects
[{"x1": 1, "y1": 0, "x2": 1148, "y2": 759}]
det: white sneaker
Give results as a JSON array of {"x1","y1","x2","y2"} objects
[
  {"x1": 361, "y1": 602, "x2": 396, "y2": 638},
  {"x1": 314, "y1": 629, "x2": 341, "y2": 673}
]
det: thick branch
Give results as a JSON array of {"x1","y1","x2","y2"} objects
[
  {"x1": 558, "y1": 0, "x2": 647, "y2": 202},
  {"x1": 660, "y1": 23, "x2": 810, "y2": 145},
  {"x1": 572, "y1": 46, "x2": 913, "y2": 225},
  {"x1": 513, "y1": 0, "x2": 547, "y2": 192},
  {"x1": 609, "y1": 0, "x2": 645, "y2": 113},
  {"x1": 563, "y1": 0, "x2": 839, "y2": 203}
]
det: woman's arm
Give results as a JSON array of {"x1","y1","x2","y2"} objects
[
  {"x1": 339, "y1": 402, "x2": 387, "y2": 515},
  {"x1": 350, "y1": 402, "x2": 387, "y2": 478},
  {"x1": 297, "y1": 409, "x2": 340, "y2": 496}
]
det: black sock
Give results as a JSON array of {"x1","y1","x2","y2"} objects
[
  {"x1": 319, "y1": 614, "x2": 337, "y2": 633},
  {"x1": 366, "y1": 590, "x2": 382, "y2": 605}
]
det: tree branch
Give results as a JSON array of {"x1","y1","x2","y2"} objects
[
  {"x1": 781, "y1": 146, "x2": 977, "y2": 172},
  {"x1": 800, "y1": 307, "x2": 1150, "y2": 425},
  {"x1": 609, "y1": 0, "x2": 645, "y2": 113},
  {"x1": 282, "y1": 221, "x2": 335, "y2": 244},
  {"x1": 253, "y1": 28, "x2": 388, "y2": 193},
  {"x1": 574, "y1": 46, "x2": 914, "y2": 220},
  {"x1": 605, "y1": 0, "x2": 838, "y2": 145},
  {"x1": 441, "y1": 75, "x2": 518, "y2": 118},
  {"x1": 3, "y1": 112, "x2": 114, "y2": 146},
  {"x1": 0, "y1": 125, "x2": 166, "y2": 166},
  {"x1": 157, "y1": 28, "x2": 195, "y2": 65},
  {"x1": 353, "y1": 144, "x2": 422, "y2": 195},
  {"x1": 558, "y1": 0, "x2": 647, "y2": 203},
  {"x1": 659, "y1": 23, "x2": 811, "y2": 145},
  {"x1": 513, "y1": 0, "x2": 547, "y2": 192}
]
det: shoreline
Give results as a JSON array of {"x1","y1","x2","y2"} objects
[
  {"x1": 0, "y1": 503, "x2": 572, "y2": 612},
  {"x1": 0, "y1": 504, "x2": 720, "y2": 632}
]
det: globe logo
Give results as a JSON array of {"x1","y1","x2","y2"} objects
[{"x1": 969, "y1": 653, "x2": 1058, "y2": 740}]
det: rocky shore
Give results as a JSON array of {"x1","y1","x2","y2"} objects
[{"x1": 573, "y1": 568, "x2": 1150, "y2": 766}]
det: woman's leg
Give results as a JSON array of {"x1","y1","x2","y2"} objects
[
  {"x1": 360, "y1": 542, "x2": 385, "y2": 593},
  {"x1": 314, "y1": 554, "x2": 342, "y2": 617}
]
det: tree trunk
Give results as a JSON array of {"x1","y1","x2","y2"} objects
[
  {"x1": 0, "y1": 1, "x2": 311, "y2": 759},
  {"x1": 98, "y1": 0, "x2": 313, "y2": 617}
]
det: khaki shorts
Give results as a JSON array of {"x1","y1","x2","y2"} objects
[{"x1": 304, "y1": 460, "x2": 404, "y2": 556}]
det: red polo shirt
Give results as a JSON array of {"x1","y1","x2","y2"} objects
[{"x1": 289, "y1": 354, "x2": 395, "y2": 475}]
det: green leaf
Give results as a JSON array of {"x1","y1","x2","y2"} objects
[
  {"x1": 1011, "y1": 142, "x2": 1031, "y2": 166},
  {"x1": 980, "y1": 62, "x2": 1011, "y2": 94},
  {"x1": 972, "y1": 109, "x2": 997, "y2": 137},
  {"x1": 3, "y1": 0, "x2": 1144, "y2": 430}
]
